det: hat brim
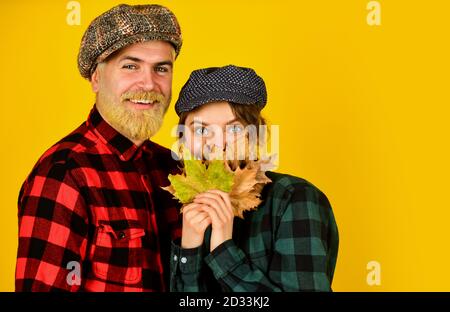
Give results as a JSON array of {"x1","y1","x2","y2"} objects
[{"x1": 175, "y1": 90, "x2": 265, "y2": 116}]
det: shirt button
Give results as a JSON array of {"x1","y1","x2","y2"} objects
[
  {"x1": 118, "y1": 231, "x2": 126, "y2": 239},
  {"x1": 180, "y1": 257, "x2": 187, "y2": 264},
  {"x1": 173, "y1": 255, "x2": 178, "y2": 261}
]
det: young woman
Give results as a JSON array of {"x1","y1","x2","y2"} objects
[{"x1": 169, "y1": 65, "x2": 338, "y2": 292}]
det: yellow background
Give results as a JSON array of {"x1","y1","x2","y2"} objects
[{"x1": 1, "y1": 0, "x2": 449, "y2": 291}]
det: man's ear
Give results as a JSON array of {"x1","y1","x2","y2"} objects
[
  {"x1": 171, "y1": 47, "x2": 176, "y2": 62},
  {"x1": 90, "y1": 65, "x2": 100, "y2": 93}
]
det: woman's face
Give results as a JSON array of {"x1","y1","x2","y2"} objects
[{"x1": 182, "y1": 101, "x2": 247, "y2": 159}]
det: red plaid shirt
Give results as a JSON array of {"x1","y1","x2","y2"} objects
[{"x1": 16, "y1": 105, "x2": 182, "y2": 292}]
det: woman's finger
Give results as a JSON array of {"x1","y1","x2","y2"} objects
[
  {"x1": 189, "y1": 211, "x2": 210, "y2": 225},
  {"x1": 183, "y1": 203, "x2": 204, "y2": 215},
  {"x1": 183, "y1": 204, "x2": 202, "y2": 221},
  {"x1": 198, "y1": 215, "x2": 212, "y2": 230},
  {"x1": 182, "y1": 202, "x2": 201, "y2": 214},
  {"x1": 206, "y1": 190, "x2": 233, "y2": 217},
  {"x1": 198, "y1": 191, "x2": 233, "y2": 220},
  {"x1": 196, "y1": 192, "x2": 228, "y2": 215},
  {"x1": 194, "y1": 194, "x2": 227, "y2": 222},
  {"x1": 200, "y1": 204, "x2": 222, "y2": 228}
]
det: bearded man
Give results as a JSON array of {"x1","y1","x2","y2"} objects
[{"x1": 15, "y1": 4, "x2": 183, "y2": 292}]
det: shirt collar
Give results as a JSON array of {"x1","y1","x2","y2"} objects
[{"x1": 86, "y1": 105, "x2": 153, "y2": 161}]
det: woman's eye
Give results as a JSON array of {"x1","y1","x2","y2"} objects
[
  {"x1": 194, "y1": 127, "x2": 209, "y2": 137},
  {"x1": 122, "y1": 64, "x2": 137, "y2": 70},
  {"x1": 227, "y1": 125, "x2": 243, "y2": 134}
]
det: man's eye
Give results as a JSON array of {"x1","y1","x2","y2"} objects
[
  {"x1": 155, "y1": 66, "x2": 169, "y2": 73},
  {"x1": 194, "y1": 127, "x2": 209, "y2": 137},
  {"x1": 122, "y1": 64, "x2": 137, "y2": 70},
  {"x1": 227, "y1": 125, "x2": 243, "y2": 134}
]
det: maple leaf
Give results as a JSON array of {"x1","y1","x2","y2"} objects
[
  {"x1": 162, "y1": 145, "x2": 274, "y2": 218},
  {"x1": 228, "y1": 158, "x2": 273, "y2": 218},
  {"x1": 161, "y1": 150, "x2": 234, "y2": 206}
]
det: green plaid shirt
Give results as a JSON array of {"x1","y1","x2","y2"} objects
[{"x1": 170, "y1": 172, "x2": 339, "y2": 292}]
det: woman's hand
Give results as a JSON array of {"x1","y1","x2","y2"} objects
[
  {"x1": 194, "y1": 190, "x2": 234, "y2": 252},
  {"x1": 181, "y1": 203, "x2": 211, "y2": 249}
]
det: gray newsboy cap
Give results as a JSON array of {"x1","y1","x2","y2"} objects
[
  {"x1": 78, "y1": 4, "x2": 182, "y2": 79},
  {"x1": 175, "y1": 65, "x2": 267, "y2": 116}
]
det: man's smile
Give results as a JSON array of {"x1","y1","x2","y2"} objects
[{"x1": 125, "y1": 99, "x2": 159, "y2": 110}]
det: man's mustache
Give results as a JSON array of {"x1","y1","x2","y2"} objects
[{"x1": 120, "y1": 90, "x2": 165, "y2": 103}]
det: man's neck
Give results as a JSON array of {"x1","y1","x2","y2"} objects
[{"x1": 131, "y1": 139, "x2": 145, "y2": 147}]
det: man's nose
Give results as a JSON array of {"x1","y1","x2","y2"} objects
[{"x1": 138, "y1": 70, "x2": 156, "y2": 90}]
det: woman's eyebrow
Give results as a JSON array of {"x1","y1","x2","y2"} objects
[
  {"x1": 226, "y1": 118, "x2": 239, "y2": 124},
  {"x1": 189, "y1": 118, "x2": 239, "y2": 127},
  {"x1": 189, "y1": 120, "x2": 207, "y2": 126}
]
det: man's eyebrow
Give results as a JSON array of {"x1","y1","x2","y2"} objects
[
  {"x1": 118, "y1": 57, "x2": 173, "y2": 68},
  {"x1": 155, "y1": 61, "x2": 173, "y2": 68},
  {"x1": 118, "y1": 55, "x2": 143, "y2": 63}
]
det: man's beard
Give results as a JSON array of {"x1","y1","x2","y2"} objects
[{"x1": 96, "y1": 90, "x2": 170, "y2": 142}]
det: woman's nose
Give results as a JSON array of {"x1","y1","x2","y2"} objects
[{"x1": 206, "y1": 132, "x2": 226, "y2": 151}]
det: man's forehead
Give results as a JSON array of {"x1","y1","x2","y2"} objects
[{"x1": 112, "y1": 40, "x2": 176, "y2": 63}]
